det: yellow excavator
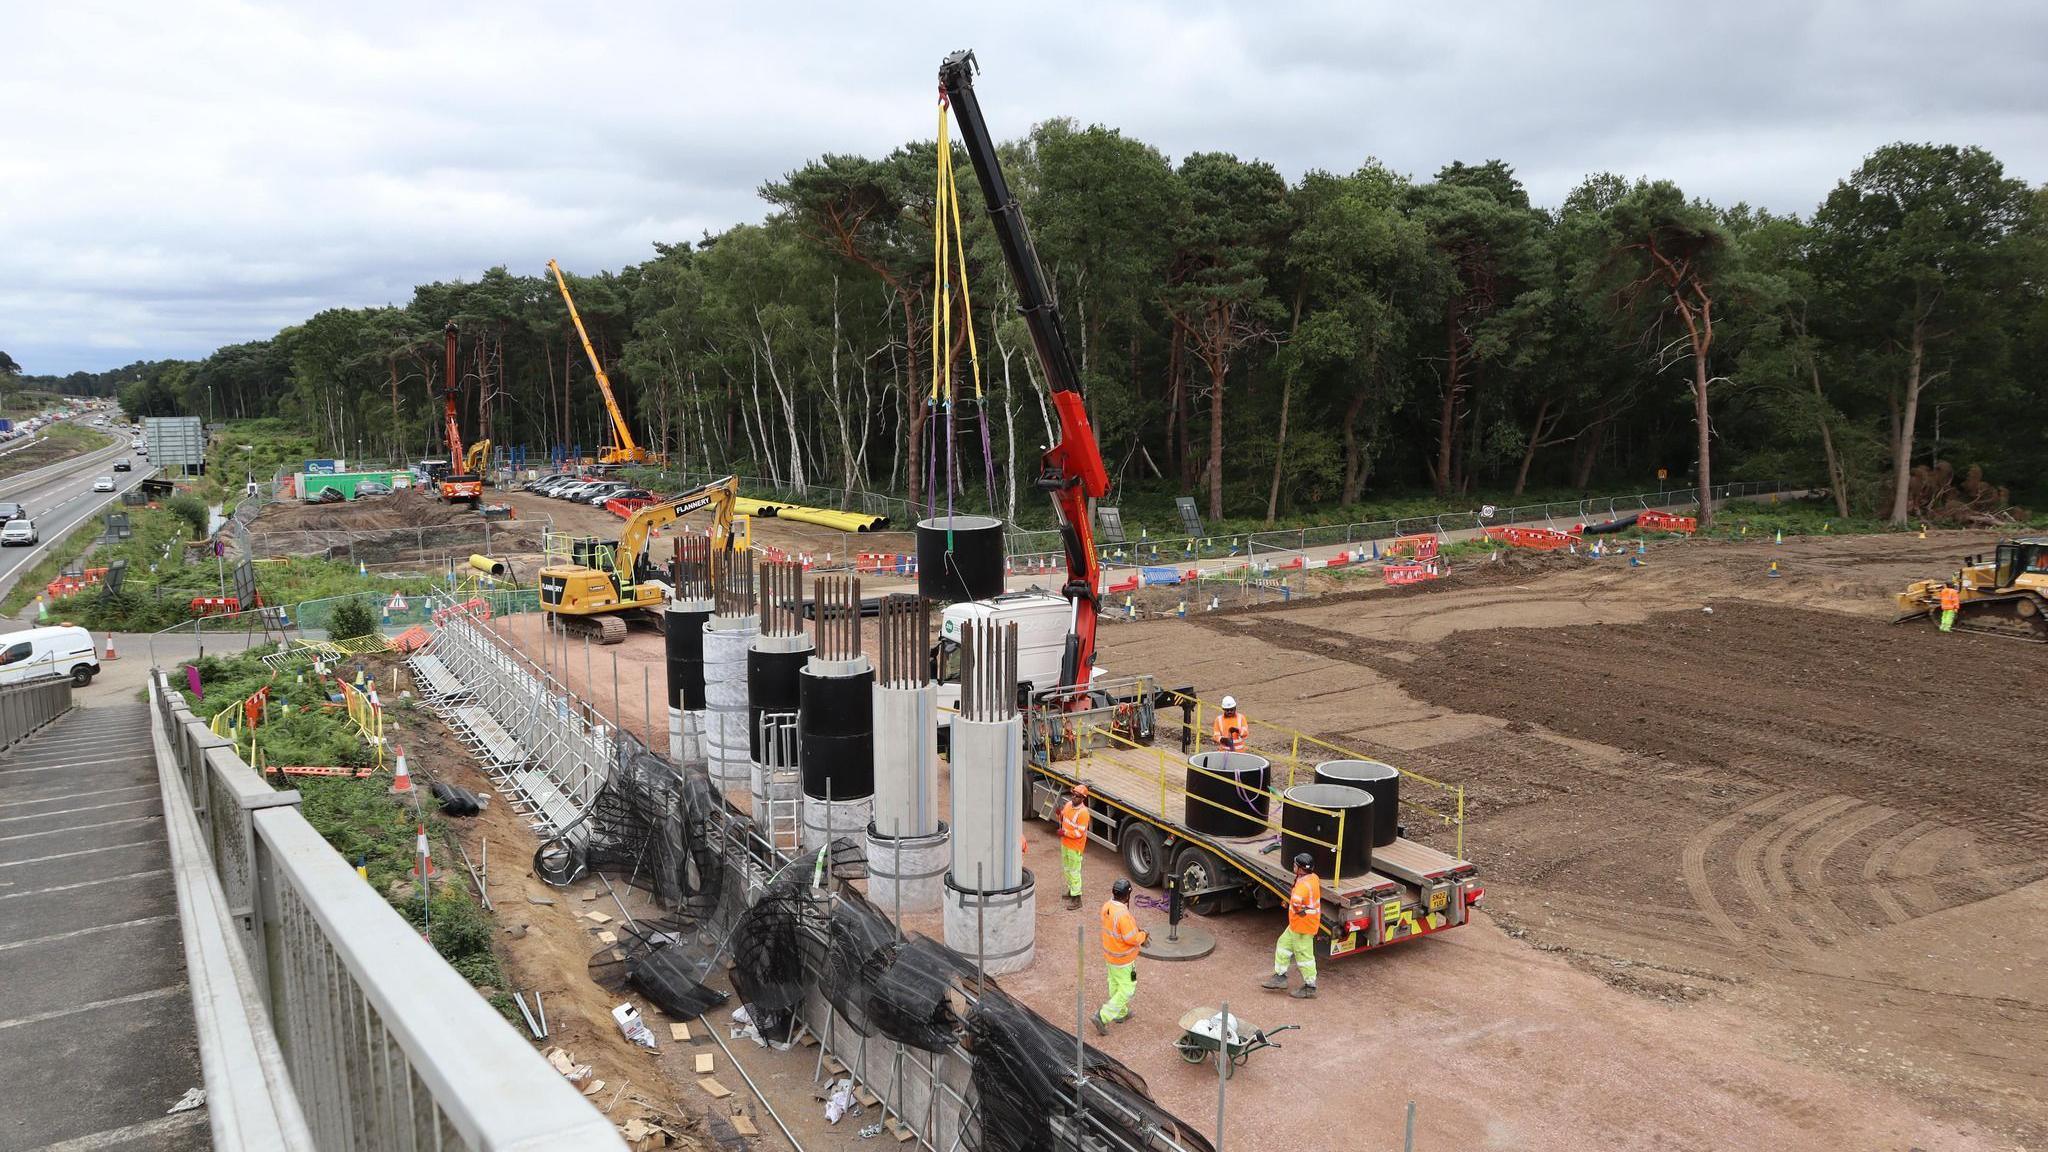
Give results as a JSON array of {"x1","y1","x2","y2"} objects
[
  {"x1": 548, "y1": 258, "x2": 660, "y2": 467},
  {"x1": 1895, "y1": 537, "x2": 2048, "y2": 642},
  {"x1": 539, "y1": 475, "x2": 741, "y2": 643}
]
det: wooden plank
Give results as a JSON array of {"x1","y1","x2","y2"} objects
[
  {"x1": 732, "y1": 1115, "x2": 759, "y2": 1137},
  {"x1": 584, "y1": 910, "x2": 613, "y2": 924},
  {"x1": 693, "y1": 1053, "x2": 714, "y2": 1074},
  {"x1": 669, "y1": 1022, "x2": 691, "y2": 1042},
  {"x1": 698, "y1": 1077, "x2": 731, "y2": 1099}
]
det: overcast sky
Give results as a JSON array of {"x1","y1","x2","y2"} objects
[{"x1": 5, "y1": 0, "x2": 2045, "y2": 375}]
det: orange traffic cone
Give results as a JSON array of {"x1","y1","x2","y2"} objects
[
  {"x1": 410, "y1": 823, "x2": 438, "y2": 878},
  {"x1": 390, "y1": 746, "x2": 413, "y2": 794},
  {"x1": 102, "y1": 633, "x2": 118, "y2": 660}
]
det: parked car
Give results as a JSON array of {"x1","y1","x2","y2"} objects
[
  {"x1": 356, "y1": 481, "x2": 391, "y2": 496},
  {"x1": 604, "y1": 488, "x2": 653, "y2": 504},
  {"x1": 92, "y1": 476, "x2": 115, "y2": 492},
  {"x1": 0, "y1": 519, "x2": 36, "y2": 546},
  {"x1": 535, "y1": 476, "x2": 586, "y2": 496},
  {"x1": 553, "y1": 481, "x2": 606, "y2": 500},
  {"x1": 0, "y1": 625, "x2": 99, "y2": 687},
  {"x1": 577, "y1": 482, "x2": 631, "y2": 504},
  {"x1": 112, "y1": 459, "x2": 132, "y2": 472},
  {"x1": 524, "y1": 472, "x2": 574, "y2": 491}
]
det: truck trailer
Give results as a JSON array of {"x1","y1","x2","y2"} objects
[{"x1": 1019, "y1": 677, "x2": 1479, "y2": 960}]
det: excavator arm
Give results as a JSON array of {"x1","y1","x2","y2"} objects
[
  {"x1": 441, "y1": 321, "x2": 466, "y2": 467},
  {"x1": 617, "y1": 475, "x2": 741, "y2": 577},
  {"x1": 939, "y1": 50, "x2": 1108, "y2": 695},
  {"x1": 547, "y1": 259, "x2": 644, "y2": 465}
]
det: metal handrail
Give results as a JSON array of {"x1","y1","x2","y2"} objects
[
  {"x1": 0, "y1": 674, "x2": 72, "y2": 750},
  {"x1": 147, "y1": 670, "x2": 627, "y2": 1150}
]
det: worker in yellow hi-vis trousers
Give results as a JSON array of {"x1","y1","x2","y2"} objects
[
  {"x1": 1096, "y1": 878, "x2": 1147, "y2": 1033},
  {"x1": 1938, "y1": 581, "x2": 1961, "y2": 633},
  {"x1": 1262, "y1": 854, "x2": 1320, "y2": 999},
  {"x1": 1057, "y1": 784, "x2": 1091, "y2": 910}
]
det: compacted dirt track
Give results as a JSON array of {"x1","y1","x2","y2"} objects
[{"x1": 1093, "y1": 529, "x2": 2048, "y2": 1146}]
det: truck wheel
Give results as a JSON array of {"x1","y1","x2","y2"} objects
[
  {"x1": 1173, "y1": 845, "x2": 1230, "y2": 915},
  {"x1": 1121, "y1": 823, "x2": 1166, "y2": 887}
]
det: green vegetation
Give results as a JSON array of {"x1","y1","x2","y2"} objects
[
  {"x1": 178, "y1": 651, "x2": 503, "y2": 992},
  {"x1": 0, "y1": 423, "x2": 113, "y2": 482},
  {"x1": 199, "y1": 418, "x2": 321, "y2": 507},
  {"x1": 325, "y1": 596, "x2": 378, "y2": 640},
  {"x1": 18, "y1": 501, "x2": 443, "y2": 628},
  {"x1": 98, "y1": 135, "x2": 2045, "y2": 534}
]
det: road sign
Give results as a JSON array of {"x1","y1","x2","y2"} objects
[
  {"x1": 1096, "y1": 506, "x2": 1127, "y2": 545},
  {"x1": 1657, "y1": 468, "x2": 1668, "y2": 480}
]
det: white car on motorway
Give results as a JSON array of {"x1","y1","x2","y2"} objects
[
  {"x1": 92, "y1": 476, "x2": 115, "y2": 492},
  {"x1": 0, "y1": 519, "x2": 36, "y2": 546}
]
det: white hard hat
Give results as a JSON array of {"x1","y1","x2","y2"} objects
[{"x1": 1221, "y1": 695, "x2": 1237, "y2": 710}]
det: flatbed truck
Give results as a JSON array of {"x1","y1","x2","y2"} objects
[{"x1": 1020, "y1": 677, "x2": 1480, "y2": 960}]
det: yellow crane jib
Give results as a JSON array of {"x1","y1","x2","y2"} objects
[
  {"x1": 547, "y1": 258, "x2": 656, "y2": 467},
  {"x1": 539, "y1": 475, "x2": 742, "y2": 644}
]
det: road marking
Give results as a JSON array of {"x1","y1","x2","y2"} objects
[
  {"x1": 0, "y1": 868, "x2": 168, "y2": 902},
  {"x1": 21, "y1": 1108, "x2": 205, "y2": 1151},
  {"x1": 0, "y1": 815, "x2": 159, "y2": 844},
  {"x1": 0, "y1": 783, "x2": 155, "y2": 811},
  {"x1": 0, "y1": 796, "x2": 157, "y2": 823},
  {"x1": 0, "y1": 754, "x2": 152, "y2": 775},
  {"x1": 0, "y1": 912, "x2": 174, "y2": 952},
  {"x1": 0, "y1": 837, "x2": 163, "y2": 869},
  {"x1": 0, "y1": 982, "x2": 186, "y2": 1031}
]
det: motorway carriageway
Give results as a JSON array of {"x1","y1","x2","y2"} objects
[{"x1": 0, "y1": 429, "x2": 155, "y2": 609}]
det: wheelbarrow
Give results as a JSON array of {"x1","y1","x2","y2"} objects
[{"x1": 1173, "y1": 1006, "x2": 1297, "y2": 1078}]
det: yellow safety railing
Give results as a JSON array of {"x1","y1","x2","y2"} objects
[
  {"x1": 337, "y1": 679, "x2": 386, "y2": 768},
  {"x1": 1167, "y1": 689, "x2": 1465, "y2": 860},
  {"x1": 1033, "y1": 717, "x2": 1352, "y2": 893}
]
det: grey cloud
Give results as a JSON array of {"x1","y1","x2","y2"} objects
[{"x1": 4, "y1": 0, "x2": 2044, "y2": 373}]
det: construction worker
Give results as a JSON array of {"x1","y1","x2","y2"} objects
[
  {"x1": 1939, "y1": 580, "x2": 1962, "y2": 633},
  {"x1": 1263, "y1": 853, "x2": 1320, "y2": 999},
  {"x1": 1096, "y1": 877, "x2": 1147, "y2": 1034},
  {"x1": 1057, "y1": 784, "x2": 1092, "y2": 909},
  {"x1": 1211, "y1": 696, "x2": 1249, "y2": 752}
]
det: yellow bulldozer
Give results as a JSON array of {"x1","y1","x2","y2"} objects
[
  {"x1": 1895, "y1": 537, "x2": 2048, "y2": 642},
  {"x1": 539, "y1": 475, "x2": 741, "y2": 644}
]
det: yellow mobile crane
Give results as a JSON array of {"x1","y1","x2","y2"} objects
[
  {"x1": 540, "y1": 474, "x2": 741, "y2": 643},
  {"x1": 547, "y1": 258, "x2": 658, "y2": 467}
]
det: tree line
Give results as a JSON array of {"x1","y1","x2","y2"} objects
[{"x1": 88, "y1": 131, "x2": 2047, "y2": 528}]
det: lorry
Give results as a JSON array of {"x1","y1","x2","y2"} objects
[{"x1": 931, "y1": 51, "x2": 1479, "y2": 960}]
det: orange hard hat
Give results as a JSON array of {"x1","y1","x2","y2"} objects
[{"x1": 1072, "y1": 783, "x2": 1089, "y2": 797}]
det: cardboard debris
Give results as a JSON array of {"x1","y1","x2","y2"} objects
[
  {"x1": 693, "y1": 1053, "x2": 714, "y2": 1074},
  {"x1": 698, "y1": 1077, "x2": 731, "y2": 1099},
  {"x1": 732, "y1": 1115, "x2": 759, "y2": 1137},
  {"x1": 668, "y1": 1022, "x2": 690, "y2": 1042},
  {"x1": 582, "y1": 1079, "x2": 606, "y2": 1097},
  {"x1": 620, "y1": 1117, "x2": 678, "y2": 1150},
  {"x1": 546, "y1": 1048, "x2": 592, "y2": 1086}
]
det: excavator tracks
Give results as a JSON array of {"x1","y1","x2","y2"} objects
[
  {"x1": 552, "y1": 612, "x2": 629, "y2": 645},
  {"x1": 1954, "y1": 594, "x2": 2048, "y2": 643}
]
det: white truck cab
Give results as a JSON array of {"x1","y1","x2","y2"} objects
[{"x1": 933, "y1": 591, "x2": 1099, "y2": 726}]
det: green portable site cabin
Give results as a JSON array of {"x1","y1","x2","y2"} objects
[{"x1": 296, "y1": 471, "x2": 415, "y2": 501}]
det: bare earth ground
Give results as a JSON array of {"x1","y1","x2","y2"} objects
[{"x1": 432, "y1": 529, "x2": 2043, "y2": 1151}]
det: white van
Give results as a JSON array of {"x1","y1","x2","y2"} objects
[
  {"x1": 0, "y1": 626, "x2": 101, "y2": 687},
  {"x1": 933, "y1": 591, "x2": 1084, "y2": 725}
]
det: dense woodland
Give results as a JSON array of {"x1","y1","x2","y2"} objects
[{"x1": 32, "y1": 132, "x2": 2047, "y2": 528}]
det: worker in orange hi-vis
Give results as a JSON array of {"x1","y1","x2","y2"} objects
[
  {"x1": 1211, "y1": 696, "x2": 1249, "y2": 752},
  {"x1": 1057, "y1": 784, "x2": 1092, "y2": 909},
  {"x1": 1095, "y1": 878, "x2": 1147, "y2": 1034},
  {"x1": 1938, "y1": 580, "x2": 1962, "y2": 633},
  {"x1": 1263, "y1": 853, "x2": 1321, "y2": 999}
]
